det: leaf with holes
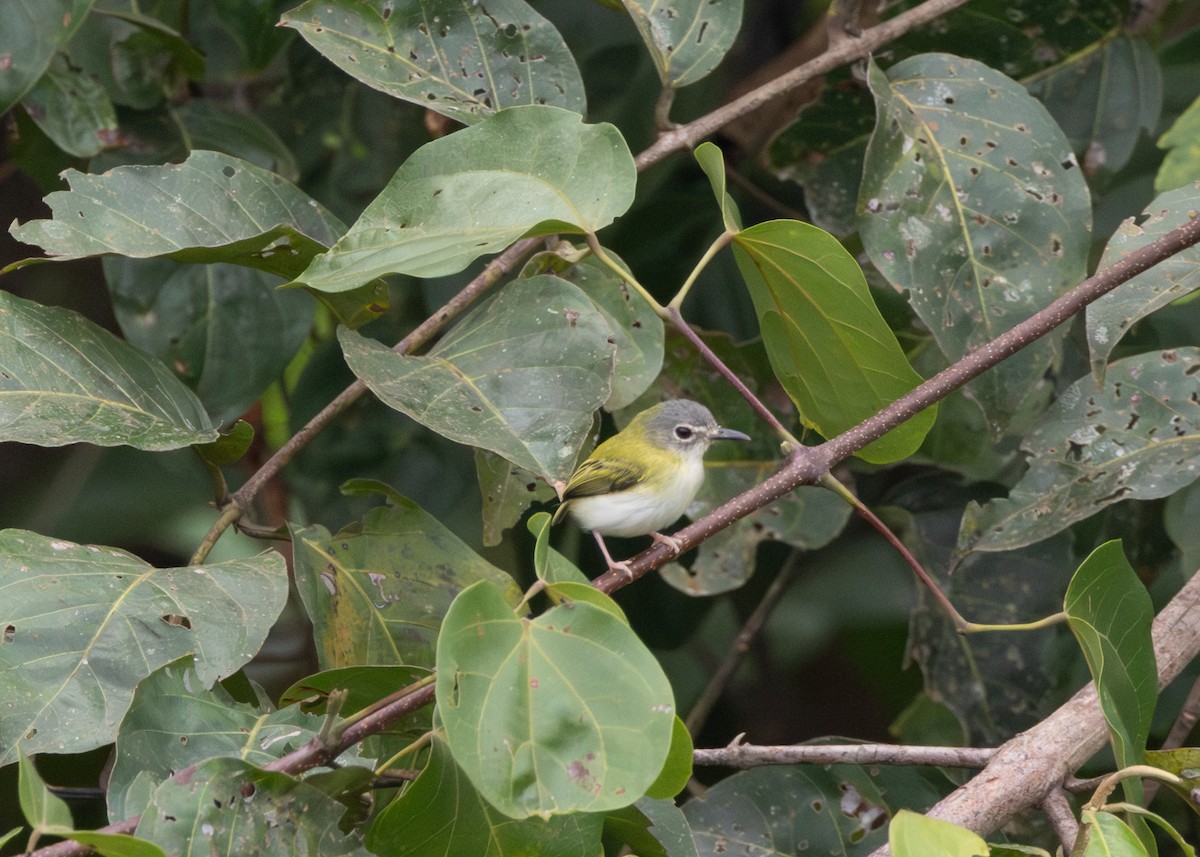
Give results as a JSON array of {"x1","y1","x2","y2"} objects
[
  {"x1": 1065, "y1": 541, "x2": 1156, "y2": 769},
  {"x1": 365, "y1": 735, "x2": 605, "y2": 856},
  {"x1": 1087, "y1": 183, "x2": 1200, "y2": 378},
  {"x1": 340, "y1": 276, "x2": 614, "y2": 482},
  {"x1": 620, "y1": 0, "x2": 743, "y2": 88},
  {"x1": 476, "y1": 449, "x2": 558, "y2": 548},
  {"x1": 959, "y1": 348, "x2": 1200, "y2": 554},
  {"x1": 291, "y1": 492, "x2": 520, "y2": 670},
  {"x1": 436, "y1": 579, "x2": 675, "y2": 818},
  {"x1": 0, "y1": 530, "x2": 287, "y2": 766},
  {"x1": 733, "y1": 219, "x2": 936, "y2": 462},
  {"x1": 294, "y1": 106, "x2": 635, "y2": 293},
  {"x1": 0, "y1": 290, "x2": 218, "y2": 450},
  {"x1": 20, "y1": 53, "x2": 117, "y2": 158},
  {"x1": 281, "y1": 0, "x2": 585, "y2": 124},
  {"x1": 1026, "y1": 34, "x2": 1161, "y2": 176},
  {"x1": 859, "y1": 54, "x2": 1092, "y2": 431}
]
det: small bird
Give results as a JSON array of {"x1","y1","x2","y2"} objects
[{"x1": 553, "y1": 399, "x2": 750, "y2": 577}]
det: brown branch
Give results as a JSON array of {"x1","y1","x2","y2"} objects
[
  {"x1": 1040, "y1": 788, "x2": 1081, "y2": 854},
  {"x1": 867, "y1": 559, "x2": 1200, "y2": 856},
  {"x1": 693, "y1": 740, "x2": 995, "y2": 769}
]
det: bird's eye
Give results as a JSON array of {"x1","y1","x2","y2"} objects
[{"x1": 674, "y1": 425, "x2": 694, "y2": 440}]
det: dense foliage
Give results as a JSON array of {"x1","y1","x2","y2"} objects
[{"x1": 3, "y1": 1, "x2": 1200, "y2": 855}]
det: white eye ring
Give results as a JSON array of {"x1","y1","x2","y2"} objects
[{"x1": 674, "y1": 425, "x2": 695, "y2": 440}]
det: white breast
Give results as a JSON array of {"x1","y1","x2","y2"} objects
[{"x1": 565, "y1": 454, "x2": 706, "y2": 537}]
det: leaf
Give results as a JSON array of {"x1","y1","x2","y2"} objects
[
  {"x1": 619, "y1": 0, "x2": 744, "y2": 88},
  {"x1": 293, "y1": 106, "x2": 636, "y2": 293},
  {"x1": 290, "y1": 495, "x2": 521, "y2": 670},
  {"x1": 46, "y1": 831, "x2": 167, "y2": 857},
  {"x1": 528, "y1": 512, "x2": 594, "y2": 588},
  {"x1": 281, "y1": 0, "x2": 585, "y2": 124},
  {"x1": 888, "y1": 810, "x2": 987, "y2": 857},
  {"x1": 135, "y1": 758, "x2": 371, "y2": 857},
  {"x1": 1086, "y1": 182, "x2": 1200, "y2": 376},
  {"x1": 859, "y1": 54, "x2": 1092, "y2": 430},
  {"x1": 340, "y1": 276, "x2": 614, "y2": 482},
  {"x1": 958, "y1": 348, "x2": 1200, "y2": 554},
  {"x1": 476, "y1": 449, "x2": 559, "y2": 547},
  {"x1": 603, "y1": 798, "x2": 699, "y2": 857},
  {"x1": 1076, "y1": 810, "x2": 1151, "y2": 857},
  {"x1": 194, "y1": 420, "x2": 254, "y2": 467},
  {"x1": 684, "y1": 762, "x2": 945, "y2": 856},
  {"x1": 660, "y1": 462, "x2": 851, "y2": 596},
  {"x1": 520, "y1": 247, "x2": 664, "y2": 411},
  {"x1": 8, "y1": 150, "x2": 346, "y2": 278},
  {"x1": 435, "y1": 579, "x2": 676, "y2": 818},
  {"x1": 0, "y1": 531, "x2": 287, "y2": 765},
  {"x1": 364, "y1": 735, "x2": 604, "y2": 857},
  {"x1": 694, "y1": 142, "x2": 742, "y2": 232},
  {"x1": 20, "y1": 52, "x2": 118, "y2": 158},
  {"x1": 278, "y1": 664, "x2": 431, "y2": 714},
  {"x1": 1027, "y1": 34, "x2": 1161, "y2": 176},
  {"x1": 18, "y1": 750, "x2": 73, "y2": 831},
  {"x1": 1157, "y1": 96, "x2": 1200, "y2": 193},
  {"x1": 106, "y1": 657, "x2": 338, "y2": 822},
  {"x1": 0, "y1": 290, "x2": 217, "y2": 449},
  {"x1": 173, "y1": 101, "x2": 300, "y2": 183},
  {"x1": 732, "y1": 219, "x2": 936, "y2": 462},
  {"x1": 644, "y1": 716, "x2": 693, "y2": 800},
  {"x1": 1064, "y1": 541, "x2": 1157, "y2": 769},
  {"x1": 0, "y1": 0, "x2": 94, "y2": 115}
]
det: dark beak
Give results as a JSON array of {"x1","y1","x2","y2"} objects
[{"x1": 709, "y1": 426, "x2": 750, "y2": 442}]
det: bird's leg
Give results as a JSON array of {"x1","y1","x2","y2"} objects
[
  {"x1": 593, "y1": 531, "x2": 634, "y2": 581},
  {"x1": 650, "y1": 531, "x2": 684, "y2": 557}
]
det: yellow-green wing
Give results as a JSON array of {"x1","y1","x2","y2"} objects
[{"x1": 563, "y1": 457, "x2": 648, "y2": 500}]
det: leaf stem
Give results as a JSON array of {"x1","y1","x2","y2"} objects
[
  {"x1": 668, "y1": 230, "x2": 734, "y2": 312},
  {"x1": 1085, "y1": 765, "x2": 1185, "y2": 811},
  {"x1": 374, "y1": 730, "x2": 434, "y2": 776},
  {"x1": 582, "y1": 232, "x2": 664, "y2": 312}
]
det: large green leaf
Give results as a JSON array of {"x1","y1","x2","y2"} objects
[
  {"x1": 1157, "y1": 96, "x2": 1200, "y2": 193},
  {"x1": 958, "y1": 348, "x2": 1200, "y2": 554},
  {"x1": 619, "y1": 0, "x2": 743, "y2": 88},
  {"x1": 1064, "y1": 541, "x2": 1156, "y2": 770},
  {"x1": 604, "y1": 799, "x2": 700, "y2": 857},
  {"x1": 1026, "y1": 34, "x2": 1161, "y2": 176},
  {"x1": 0, "y1": 290, "x2": 217, "y2": 450},
  {"x1": 9, "y1": 150, "x2": 344, "y2": 279},
  {"x1": 282, "y1": 0, "x2": 585, "y2": 124},
  {"x1": 0, "y1": 0, "x2": 94, "y2": 115},
  {"x1": 859, "y1": 54, "x2": 1092, "y2": 429},
  {"x1": 364, "y1": 735, "x2": 604, "y2": 857},
  {"x1": 291, "y1": 493, "x2": 520, "y2": 670},
  {"x1": 1086, "y1": 183, "x2": 1200, "y2": 377},
  {"x1": 889, "y1": 811, "x2": 987, "y2": 857},
  {"x1": 340, "y1": 276, "x2": 614, "y2": 482},
  {"x1": 684, "y1": 762, "x2": 945, "y2": 857},
  {"x1": 436, "y1": 579, "x2": 675, "y2": 818},
  {"x1": 1076, "y1": 810, "x2": 1151, "y2": 857},
  {"x1": 293, "y1": 106, "x2": 636, "y2": 293},
  {"x1": 732, "y1": 219, "x2": 935, "y2": 462},
  {"x1": 0, "y1": 530, "x2": 287, "y2": 765},
  {"x1": 476, "y1": 449, "x2": 558, "y2": 548},
  {"x1": 20, "y1": 52, "x2": 117, "y2": 158},
  {"x1": 107, "y1": 657, "x2": 340, "y2": 822},
  {"x1": 135, "y1": 758, "x2": 370, "y2": 857}
]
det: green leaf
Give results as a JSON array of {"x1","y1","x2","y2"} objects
[
  {"x1": 340, "y1": 276, "x2": 614, "y2": 482},
  {"x1": 104, "y1": 257, "x2": 314, "y2": 425},
  {"x1": 0, "y1": 0, "x2": 94, "y2": 115},
  {"x1": 0, "y1": 531, "x2": 287, "y2": 765},
  {"x1": 528, "y1": 511, "x2": 593, "y2": 587},
  {"x1": 1086, "y1": 182, "x2": 1200, "y2": 376},
  {"x1": 732, "y1": 219, "x2": 935, "y2": 463},
  {"x1": 0, "y1": 830, "x2": 22, "y2": 850},
  {"x1": 1157, "y1": 96, "x2": 1200, "y2": 193},
  {"x1": 194, "y1": 420, "x2": 254, "y2": 467},
  {"x1": 1076, "y1": 810, "x2": 1151, "y2": 857},
  {"x1": 173, "y1": 101, "x2": 301, "y2": 183},
  {"x1": 660, "y1": 462, "x2": 851, "y2": 596},
  {"x1": 1110, "y1": 801, "x2": 1200, "y2": 857},
  {"x1": 684, "y1": 762, "x2": 945, "y2": 856},
  {"x1": 135, "y1": 758, "x2": 371, "y2": 857},
  {"x1": 520, "y1": 247, "x2": 665, "y2": 411},
  {"x1": 619, "y1": 0, "x2": 743, "y2": 88},
  {"x1": 888, "y1": 810, "x2": 987, "y2": 857},
  {"x1": 364, "y1": 735, "x2": 604, "y2": 857},
  {"x1": 1027, "y1": 34, "x2": 1161, "y2": 176},
  {"x1": 958, "y1": 348, "x2": 1200, "y2": 553},
  {"x1": 694, "y1": 142, "x2": 742, "y2": 232},
  {"x1": 293, "y1": 106, "x2": 636, "y2": 293},
  {"x1": 278, "y1": 664, "x2": 431, "y2": 714},
  {"x1": 603, "y1": 798, "x2": 699, "y2": 857},
  {"x1": 436, "y1": 579, "x2": 676, "y2": 818},
  {"x1": 281, "y1": 0, "x2": 585, "y2": 124},
  {"x1": 859, "y1": 54, "x2": 1092, "y2": 430},
  {"x1": 291, "y1": 495, "x2": 520, "y2": 670},
  {"x1": 644, "y1": 716, "x2": 693, "y2": 800},
  {"x1": 477, "y1": 449, "x2": 558, "y2": 547},
  {"x1": 20, "y1": 52, "x2": 118, "y2": 158},
  {"x1": 107, "y1": 657, "x2": 339, "y2": 822},
  {"x1": 46, "y1": 831, "x2": 168, "y2": 857},
  {"x1": 18, "y1": 750, "x2": 74, "y2": 831},
  {"x1": 0, "y1": 290, "x2": 218, "y2": 450},
  {"x1": 1064, "y1": 541, "x2": 1157, "y2": 769}
]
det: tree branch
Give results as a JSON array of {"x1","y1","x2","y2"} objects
[{"x1": 693, "y1": 740, "x2": 995, "y2": 769}]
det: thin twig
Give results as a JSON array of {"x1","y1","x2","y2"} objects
[
  {"x1": 693, "y1": 739, "x2": 995, "y2": 769},
  {"x1": 685, "y1": 553, "x2": 803, "y2": 736}
]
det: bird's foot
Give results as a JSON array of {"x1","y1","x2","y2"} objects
[{"x1": 651, "y1": 531, "x2": 684, "y2": 557}]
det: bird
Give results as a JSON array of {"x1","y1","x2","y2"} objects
[{"x1": 552, "y1": 399, "x2": 750, "y2": 577}]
